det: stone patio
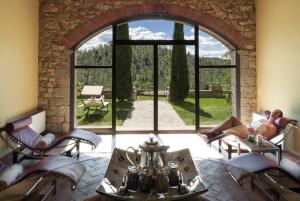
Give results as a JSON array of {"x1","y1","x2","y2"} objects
[{"x1": 120, "y1": 100, "x2": 193, "y2": 130}]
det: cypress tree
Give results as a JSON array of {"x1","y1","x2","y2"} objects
[
  {"x1": 169, "y1": 23, "x2": 189, "y2": 102},
  {"x1": 116, "y1": 23, "x2": 132, "y2": 101}
]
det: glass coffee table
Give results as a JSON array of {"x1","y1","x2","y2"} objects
[{"x1": 238, "y1": 138, "x2": 281, "y2": 165}]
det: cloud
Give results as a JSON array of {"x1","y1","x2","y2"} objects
[
  {"x1": 184, "y1": 35, "x2": 194, "y2": 40},
  {"x1": 129, "y1": 26, "x2": 167, "y2": 40},
  {"x1": 199, "y1": 35, "x2": 219, "y2": 46},
  {"x1": 184, "y1": 34, "x2": 228, "y2": 57},
  {"x1": 78, "y1": 29, "x2": 112, "y2": 51},
  {"x1": 187, "y1": 46, "x2": 228, "y2": 58},
  {"x1": 199, "y1": 49, "x2": 228, "y2": 58}
]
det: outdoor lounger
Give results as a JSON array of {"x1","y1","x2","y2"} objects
[
  {"x1": 80, "y1": 85, "x2": 110, "y2": 117},
  {"x1": 83, "y1": 95, "x2": 110, "y2": 117},
  {"x1": 0, "y1": 155, "x2": 85, "y2": 200},
  {"x1": 1, "y1": 111, "x2": 101, "y2": 163}
]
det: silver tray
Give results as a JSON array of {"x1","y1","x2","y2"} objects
[{"x1": 96, "y1": 148, "x2": 207, "y2": 200}]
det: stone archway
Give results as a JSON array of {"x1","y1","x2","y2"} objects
[
  {"x1": 39, "y1": 1, "x2": 256, "y2": 133},
  {"x1": 60, "y1": 4, "x2": 250, "y2": 50}
]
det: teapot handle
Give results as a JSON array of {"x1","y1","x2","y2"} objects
[{"x1": 126, "y1": 146, "x2": 138, "y2": 165}]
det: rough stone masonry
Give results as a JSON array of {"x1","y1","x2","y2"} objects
[{"x1": 39, "y1": 0, "x2": 256, "y2": 133}]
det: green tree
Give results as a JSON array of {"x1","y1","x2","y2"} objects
[
  {"x1": 116, "y1": 24, "x2": 132, "y2": 101},
  {"x1": 75, "y1": 41, "x2": 232, "y2": 95},
  {"x1": 169, "y1": 23, "x2": 189, "y2": 102}
]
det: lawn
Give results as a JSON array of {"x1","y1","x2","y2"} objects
[
  {"x1": 76, "y1": 99, "x2": 133, "y2": 127},
  {"x1": 76, "y1": 97, "x2": 231, "y2": 127},
  {"x1": 137, "y1": 96, "x2": 231, "y2": 125},
  {"x1": 170, "y1": 98, "x2": 231, "y2": 125}
]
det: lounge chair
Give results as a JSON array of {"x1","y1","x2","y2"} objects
[
  {"x1": 83, "y1": 95, "x2": 110, "y2": 117},
  {"x1": 0, "y1": 155, "x2": 85, "y2": 200},
  {"x1": 226, "y1": 152, "x2": 300, "y2": 200},
  {"x1": 200, "y1": 112, "x2": 297, "y2": 159},
  {"x1": 79, "y1": 85, "x2": 110, "y2": 117},
  {"x1": 1, "y1": 111, "x2": 101, "y2": 163}
]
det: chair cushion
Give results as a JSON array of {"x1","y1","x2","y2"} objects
[
  {"x1": 64, "y1": 129, "x2": 101, "y2": 149},
  {"x1": 11, "y1": 127, "x2": 42, "y2": 149},
  {"x1": 4, "y1": 117, "x2": 32, "y2": 133},
  {"x1": 22, "y1": 155, "x2": 86, "y2": 185},
  {"x1": 226, "y1": 153, "x2": 278, "y2": 182},
  {"x1": 4, "y1": 117, "x2": 42, "y2": 149}
]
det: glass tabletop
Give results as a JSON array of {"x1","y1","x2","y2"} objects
[{"x1": 0, "y1": 151, "x2": 300, "y2": 201}]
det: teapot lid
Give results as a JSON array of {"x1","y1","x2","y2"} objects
[
  {"x1": 145, "y1": 135, "x2": 158, "y2": 145},
  {"x1": 139, "y1": 134, "x2": 169, "y2": 151}
]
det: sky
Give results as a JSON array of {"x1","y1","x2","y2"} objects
[{"x1": 78, "y1": 20, "x2": 229, "y2": 58}]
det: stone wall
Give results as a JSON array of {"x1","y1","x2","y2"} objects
[{"x1": 39, "y1": 0, "x2": 256, "y2": 133}]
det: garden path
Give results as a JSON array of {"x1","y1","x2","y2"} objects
[{"x1": 120, "y1": 100, "x2": 192, "y2": 130}]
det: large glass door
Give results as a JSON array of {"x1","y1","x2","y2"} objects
[
  {"x1": 158, "y1": 45, "x2": 195, "y2": 130},
  {"x1": 116, "y1": 45, "x2": 154, "y2": 131},
  {"x1": 113, "y1": 21, "x2": 198, "y2": 133}
]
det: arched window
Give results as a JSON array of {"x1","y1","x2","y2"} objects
[{"x1": 72, "y1": 19, "x2": 238, "y2": 131}]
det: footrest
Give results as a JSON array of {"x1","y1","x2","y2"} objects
[{"x1": 226, "y1": 153, "x2": 278, "y2": 182}]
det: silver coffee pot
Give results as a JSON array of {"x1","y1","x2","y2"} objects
[{"x1": 126, "y1": 135, "x2": 169, "y2": 169}]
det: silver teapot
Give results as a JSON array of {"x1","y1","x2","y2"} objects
[{"x1": 126, "y1": 135, "x2": 169, "y2": 169}]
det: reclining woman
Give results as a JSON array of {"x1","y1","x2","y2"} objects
[{"x1": 198, "y1": 109, "x2": 283, "y2": 143}]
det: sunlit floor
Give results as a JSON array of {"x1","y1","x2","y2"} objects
[{"x1": 80, "y1": 133, "x2": 224, "y2": 160}]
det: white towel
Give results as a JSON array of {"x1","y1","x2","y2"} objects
[
  {"x1": 251, "y1": 119, "x2": 267, "y2": 134},
  {"x1": 35, "y1": 133, "x2": 56, "y2": 149},
  {"x1": 0, "y1": 164, "x2": 23, "y2": 191}
]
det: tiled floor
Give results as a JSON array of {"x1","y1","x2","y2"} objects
[{"x1": 62, "y1": 154, "x2": 264, "y2": 201}]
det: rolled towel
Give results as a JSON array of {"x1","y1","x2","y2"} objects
[
  {"x1": 35, "y1": 133, "x2": 56, "y2": 150},
  {"x1": 0, "y1": 164, "x2": 23, "y2": 191},
  {"x1": 280, "y1": 159, "x2": 300, "y2": 180},
  {"x1": 275, "y1": 117, "x2": 291, "y2": 128}
]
